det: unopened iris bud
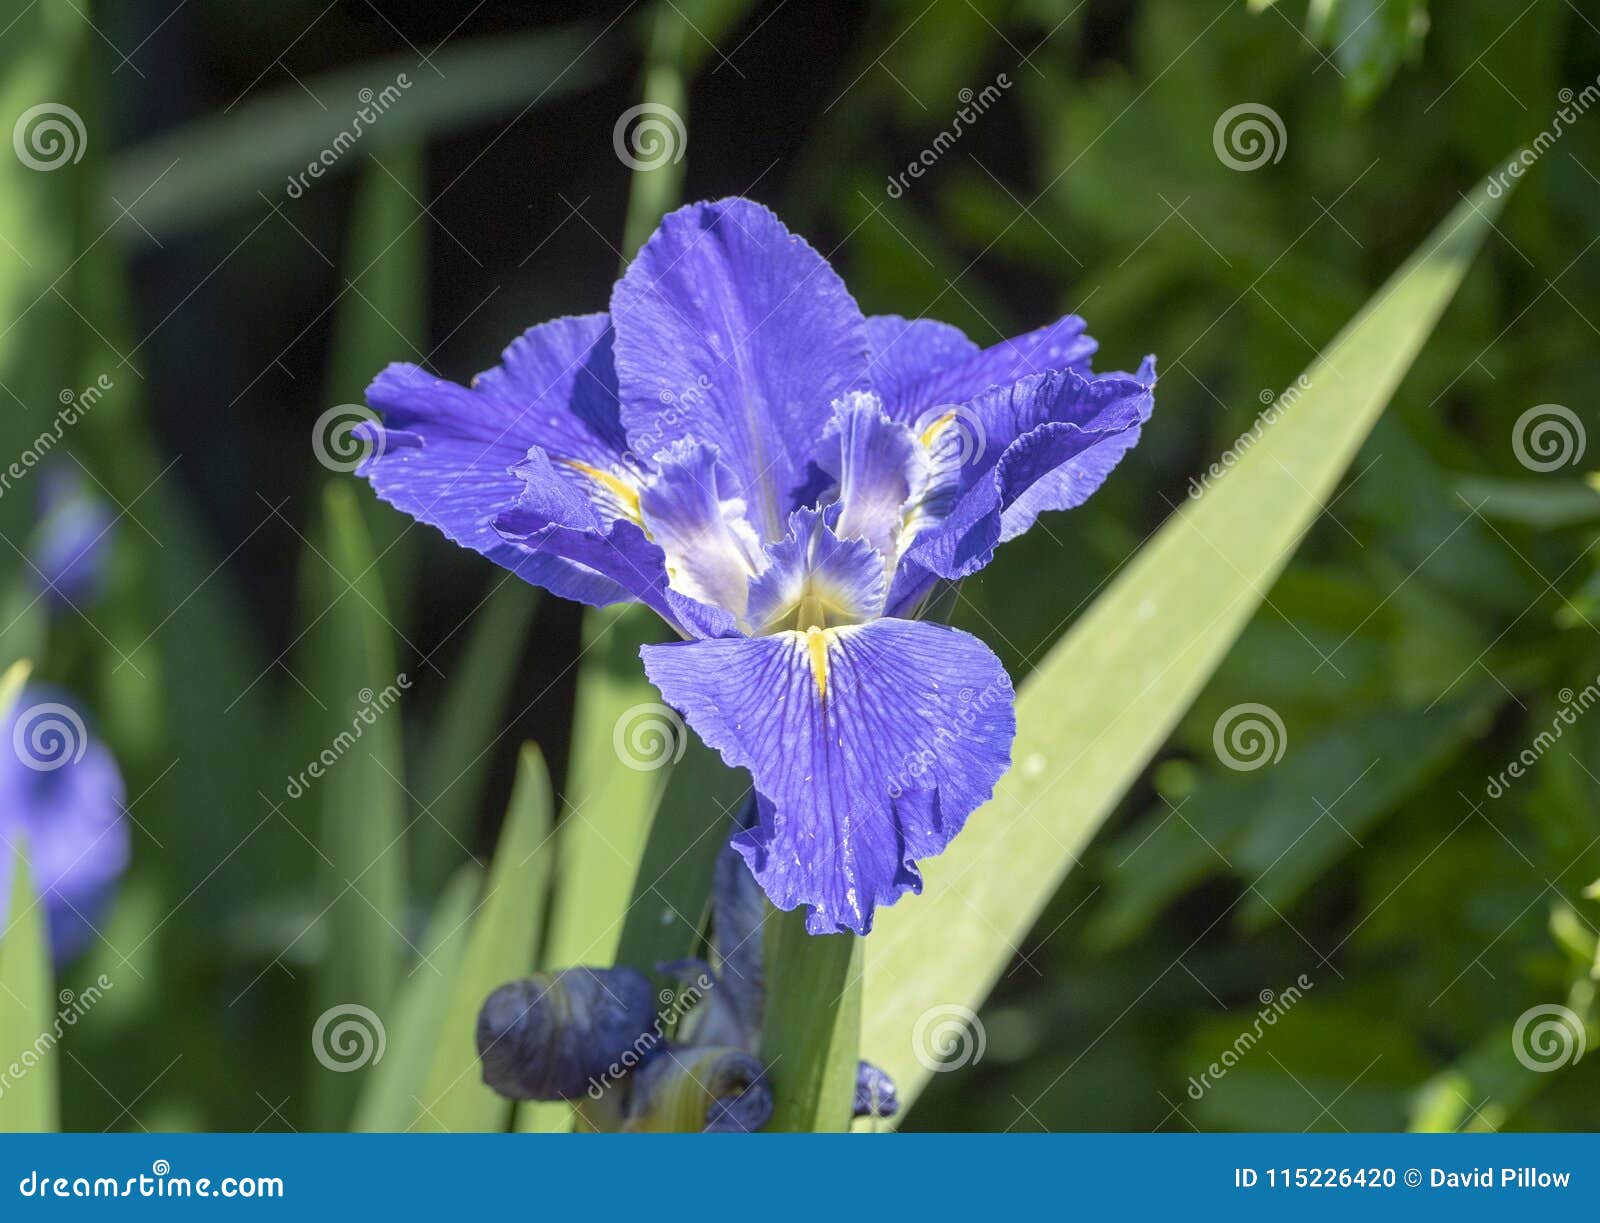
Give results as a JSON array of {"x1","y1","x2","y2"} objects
[
  {"x1": 853, "y1": 1060, "x2": 898, "y2": 1119},
  {"x1": 624, "y1": 1046, "x2": 772, "y2": 1133},
  {"x1": 476, "y1": 966, "x2": 658, "y2": 1101}
]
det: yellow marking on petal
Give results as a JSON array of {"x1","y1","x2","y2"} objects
[
  {"x1": 805, "y1": 627, "x2": 830, "y2": 700},
  {"x1": 918, "y1": 409, "x2": 958, "y2": 449},
  {"x1": 559, "y1": 458, "x2": 642, "y2": 521}
]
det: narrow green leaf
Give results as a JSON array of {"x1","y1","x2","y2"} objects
[
  {"x1": 329, "y1": 145, "x2": 427, "y2": 623},
  {"x1": 351, "y1": 864, "x2": 481, "y2": 1132},
  {"x1": 415, "y1": 745, "x2": 554, "y2": 1132},
  {"x1": 543, "y1": 604, "x2": 671, "y2": 969},
  {"x1": 761, "y1": 908, "x2": 861, "y2": 1132},
  {"x1": 614, "y1": 740, "x2": 750, "y2": 972},
  {"x1": 862, "y1": 177, "x2": 1506, "y2": 1115},
  {"x1": 311, "y1": 482, "x2": 408, "y2": 1128},
  {"x1": 413, "y1": 580, "x2": 539, "y2": 901},
  {"x1": 0, "y1": 848, "x2": 56, "y2": 1132},
  {"x1": 105, "y1": 27, "x2": 613, "y2": 239}
]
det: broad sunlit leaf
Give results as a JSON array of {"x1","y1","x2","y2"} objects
[{"x1": 861, "y1": 176, "x2": 1506, "y2": 1116}]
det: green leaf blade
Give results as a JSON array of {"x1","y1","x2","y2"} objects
[
  {"x1": 0, "y1": 849, "x2": 57, "y2": 1132},
  {"x1": 761, "y1": 909, "x2": 861, "y2": 1133},
  {"x1": 414, "y1": 744, "x2": 555, "y2": 1132}
]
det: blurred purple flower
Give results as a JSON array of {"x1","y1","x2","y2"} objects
[
  {"x1": 359, "y1": 198, "x2": 1155, "y2": 934},
  {"x1": 29, "y1": 466, "x2": 114, "y2": 608},
  {"x1": 0, "y1": 687, "x2": 128, "y2": 961}
]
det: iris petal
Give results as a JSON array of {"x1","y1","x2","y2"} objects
[
  {"x1": 637, "y1": 439, "x2": 766, "y2": 620},
  {"x1": 361, "y1": 315, "x2": 639, "y2": 608},
  {"x1": 865, "y1": 315, "x2": 979, "y2": 420},
  {"x1": 873, "y1": 314, "x2": 1098, "y2": 422},
  {"x1": 642, "y1": 619, "x2": 1015, "y2": 934},
  {"x1": 611, "y1": 199, "x2": 870, "y2": 542},
  {"x1": 821, "y1": 392, "x2": 925, "y2": 566},
  {"x1": 744, "y1": 507, "x2": 886, "y2": 634},
  {"x1": 495, "y1": 450, "x2": 735, "y2": 640},
  {"x1": 890, "y1": 363, "x2": 1155, "y2": 606}
]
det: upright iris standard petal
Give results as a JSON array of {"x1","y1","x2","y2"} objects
[
  {"x1": 870, "y1": 313, "x2": 1098, "y2": 424},
  {"x1": 864, "y1": 316, "x2": 978, "y2": 415},
  {"x1": 643, "y1": 619, "x2": 1015, "y2": 934},
  {"x1": 360, "y1": 315, "x2": 638, "y2": 607},
  {"x1": 893, "y1": 362, "x2": 1156, "y2": 602},
  {"x1": 610, "y1": 198, "x2": 870, "y2": 541},
  {"x1": 0, "y1": 689, "x2": 128, "y2": 961}
]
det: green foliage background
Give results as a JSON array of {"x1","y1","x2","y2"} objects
[{"x1": 1, "y1": 0, "x2": 1597, "y2": 1132}]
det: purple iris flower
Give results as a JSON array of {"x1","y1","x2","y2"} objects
[
  {"x1": 0, "y1": 688, "x2": 128, "y2": 961},
  {"x1": 360, "y1": 198, "x2": 1155, "y2": 934}
]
